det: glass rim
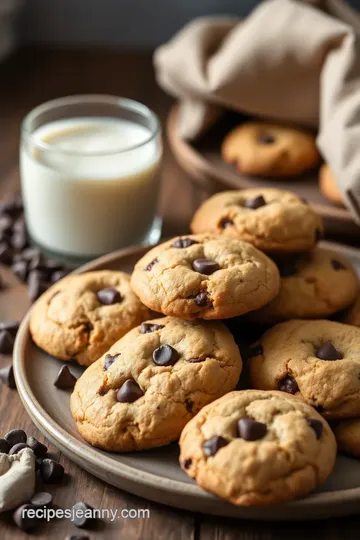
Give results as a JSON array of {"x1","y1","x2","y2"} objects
[{"x1": 21, "y1": 94, "x2": 161, "y2": 156}]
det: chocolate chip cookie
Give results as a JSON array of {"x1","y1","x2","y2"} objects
[
  {"x1": 190, "y1": 188, "x2": 323, "y2": 253},
  {"x1": 221, "y1": 122, "x2": 320, "y2": 177},
  {"x1": 30, "y1": 271, "x2": 151, "y2": 367},
  {"x1": 70, "y1": 317, "x2": 242, "y2": 451},
  {"x1": 130, "y1": 235, "x2": 280, "y2": 319},
  {"x1": 179, "y1": 390, "x2": 336, "y2": 506},
  {"x1": 333, "y1": 419, "x2": 360, "y2": 458},
  {"x1": 249, "y1": 319, "x2": 360, "y2": 418},
  {"x1": 319, "y1": 164, "x2": 344, "y2": 206},
  {"x1": 245, "y1": 248, "x2": 358, "y2": 323}
]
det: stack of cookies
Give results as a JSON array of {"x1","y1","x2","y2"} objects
[{"x1": 29, "y1": 186, "x2": 360, "y2": 507}]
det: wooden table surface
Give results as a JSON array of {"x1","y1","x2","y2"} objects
[{"x1": 0, "y1": 46, "x2": 359, "y2": 540}]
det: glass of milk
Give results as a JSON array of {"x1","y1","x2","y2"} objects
[{"x1": 20, "y1": 95, "x2": 162, "y2": 264}]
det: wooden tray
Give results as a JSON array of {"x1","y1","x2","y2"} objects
[
  {"x1": 167, "y1": 105, "x2": 360, "y2": 239},
  {"x1": 12, "y1": 241, "x2": 360, "y2": 520}
]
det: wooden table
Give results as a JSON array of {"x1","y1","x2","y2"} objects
[{"x1": 0, "y1": 47, "x2": 359, "y2": 540}]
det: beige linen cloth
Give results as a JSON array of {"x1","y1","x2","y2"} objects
[{"x1": 154, "y1": 0, "x2": 360, "y2": 222}]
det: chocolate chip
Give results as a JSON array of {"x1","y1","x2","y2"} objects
[
  {"x1": 194, "y1": 291, "x2": 209, "y2": 307},
  {"x1": 0, "y1": 320, "x2": 20, "y2": 337},
  {"x1": 0, "y1": 364, "x2": 16, "y2": 389},
  {"x1": 188, "y1": 357, "x2": 205, "y2": 363},
  {"x1": 30, "y1": 491, "x2": 53, "y2": 508},
  {"x1": 28, "y1": 269, "x2": 49, "y2": 302},
  {"x1": 50, "y1": 269, "x2": 71, "y2": 283},
  {"x1": 0, "y1": 329, "x2": 14, "y2": 354},
  {"x1": 315, "y1": 228, "x2": 322, "y2": 242},
  {"x1": 182, "y1": 458, "x2": 192, "y2": 469},
  {"x1": 219, "y1": 218, "x2": 234, "y2": 228},
  {"x1": 35, "y1": 458, "x2": 43, "y2": 471},
  {"x1": 307, "y1": 418, "x2": 323, "y2": 439},
  {"x1": 54, "y1": 365, "x2": 77, "y2": 390},
  {"x1": 0, "y1": 242, "x2": 13, "y2": 265},
  {"x1": 145, "y1": 258, "x2": 158, "y2": 271},
  {"x1": 11, "y1": 260, "x2": 28, "y2": 282},
  {"x1": 21, "y1": 247, "x2": 42, "y2": 262},
  {"x1": 316, "y1": 342, "x2": 342, "y2": 360},
  {"x1": 9, "y1": 442, "x2": 29, "y2": 455},
  {"x1": 0, "y1": 215, "x2": 13, "y2": 234},
  {"x1": 11, "y1": 224, "x2": 28, "y2": 251},
  {"x1": 258, "y1": 132, "x2": 275, "y2": 144},
  {"x1": 71, "y1": 501, "x2": 94, "y2": 529},
  {"x1": 331, "y1": 259, "x2": 346, "y2": 271},
  {"x1": 202, "y1": 436, "x2": 228, "y2": 456},
  {"x1": 185, "y1": 398, "x2": 194, "y2": 412},
  {"x1": 279, "y1": 376, "x2": 299, "y2": 394},
  {"x1": 192, "y1": 259, "x2": 220, "y2": 275},
  {"x1": 117, "y1": 380, "x2": 144, "y2": 403},
  {"x1": 140, "y1": 322, "x2": 165, "y2": 334},
  {"x1": 153, "y1": 344, "x2": 179, "y2": 366},
  {"x1": 172, "y1": 238, "x2": 198, "y2": 248},
  {"x1": 247, "y1": 343, "x2": 263, "y2": 358},
  {"x1": 104, "y1": 353, "x2": 120, "y2": 370},
  {"x1": 96, "y1": 287, "x2": 122, "y2": 305},
  {"x1": 0, "y1": 194, "x2": 22, "y2": 216},
  {"x1": 13, "y1": 503, "x2": 39, "y2": 532},
  {"x1": 245, "y1": 195, "x2": 266, "y2": 210},
  {"x1": 238, "y1": 418, "x2": 267, "y2": 441},
  {"x1": 0, "y1": 438, "x2": 10, "y2": 454},
  {"x1": 40, "y1": 459, "x2": 65, "y2": 483},
  {"x1": 5, "y1": 429, "x2": 27, "y2": 446},
  {"x1": 27, "y1": 437, "x2": 48, "y2": 458}
]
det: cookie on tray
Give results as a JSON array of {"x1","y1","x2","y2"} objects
[
  {"x1": 30, "y1": 271, "x2": 151, "y2": 367},
  {"x1": 333, "y1": 419, "x2": 360, "y2": 458},
  {"x1": 190, "y1": 188, "x2": 323, "y2": 253},
  {"x1": 245, "y1": 248, "x2": 358, "y2": 323},
  {"x1": 249, "y1": 319, "x2": 360, "y2": 419},
  {"x1": 70, "y1": 317, "x2": 242, "y2": 451},
  {"x1": 130, "y1": 234, "x2": 280, "y2": 319},
  {"x1": 179, "y1": 390, "x2": 336, "y2": 506},
  {"x1": 221, "y1": 122, "x2": 320, "y2": 177},
  {"x1": 319, "y1": 164, "x2": 344, "y2": 206}
]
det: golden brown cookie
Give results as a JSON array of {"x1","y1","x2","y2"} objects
[
  {"x1": 249, "y1": 319, "x2": 360, "y2": 419},
  {"x1": 130, "y1": 234, "x2": 280, "y2": 319},
  {"x1": 319, "y1": 164, "x2": 344, "y2": 206},
  {"x1": 30, "y1": 271, "x2": 151, "y2": 366},
  {"x1": 245, "y1": 248, "x2": 358, "y2": 323},
  {"x1": 221, "y1": 122, "x2": 320, "y2": 176},
  {"x1": 190, "y1": 188, "x2": 323, "y2": 253},
  {"x1": 179, "y1": 390, "x2": 336, "y2": 506},
  {"x1": 342, "y1": 292, "x2": 360, "y2": 327},
  {"x1": 333, "y1": 419, "x2": 360, "y2": 458},
  {"x1": 70, "y1": 317, "x2": 242, "y2": 451}
]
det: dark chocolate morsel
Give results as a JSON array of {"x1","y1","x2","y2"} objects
[
  {"x1": 5, "y1": 429, "x2": 27, "y2": 446},
  {"x1": 202, "y1": 435, "x2": 228, "y2": 457},
  {"x1": 0, "y1": 364, "x2": 16, "y2": 389},
  {"x1": 140, "y1": 322, "x2": 165, "y2": 334},
  {"x1": 27, "y1": 437, "x2": 48, "y2": 458},
  {"x1": 30, "y1": 492, "x2": 53, "y2": 508},
  {"x1": 316, "y1": 342, "x2": 342, "y2": 361},
  {"x1": 40, "y1": 458, "x2": 65, "y2": 483},
  {"x1": 192, "y1": 258, "x2": 220, "y2": 275},
  {"x1": 185, "y1": 398, "x2": 194, "y2": 412},
  {"x1": 258, "y1": 132, "x2": 275, "y2": 144},
  {"x1": 0, "y1": 320, "x2": 20, "y2": 337},
  {"x1": 219, "y1": 217, "x2": 234, "y2": 228},
  {"x1": 54, "y1": 365, "x2": 77, "y2": 390},
  {"x1": 117, "y1": 380, "x2": 144, "y2": 403},
  {"x1": 194, "y1": 291, "x2": 209, "y2": 307},
  {"x1": 182, "y1": 458, "x2": 192, "y2": 470},
  {"x1": 0, "y1": 329, "x2": 14, "y2": 354},
  {"x1": 71, "y1": 501, "x2": 95, "y2": 529},
  {"x1": 96, "y1": 287, "x2": 122, "y2": 305},
  {"x1": 11, "y1": 260, "x2": 29, "y2": 282},
  {"x1": 245, "y1": 195, "x2": 266, "y2": 210},
  {"x1": 0, "y1": 242, "x2": 13, "y2": 265},
  {"x1": 307, "y1": 418, "x2": 323, "y2": 439},
  {"x1": 279, "y1": 376, "x2": 299, "y2": 394},
  {"x1": 331, "y1": 259, "x2": 346, "y2": 271},
  {"x1": 13, "y1": 504, "x2": 39, "y2": 532},
  {"x1": 9, "y1": 443, "x2": 29, "y2": 455},
  {"x1": 104, "y1": 353, "x2": 120, "y2": 370},
  {"x1": 0, "y1": 438, "x2": 10, "y2": 454},
  {"x1": 145, "y1": 258, "x2": 158, "y2": 271},
  {"x1": 172, "y1": 238, "x2": 198, "y2": 248},
  {"x1": 28, "y1": 270, "x2": 49, "y2": 302},
  {"x1": 50, "y1": 269, "x2": 71, "y2": 283},
  {"x1": 237, "y1": 418, "x2": 267, "y2": 441},
  {"x1": 153, "y1": 344, "x2": 179, "y2": 366}
]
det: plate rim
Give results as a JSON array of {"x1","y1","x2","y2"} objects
[{"x1": 13, "y1": 240, "x2": 360, "y2": 517}]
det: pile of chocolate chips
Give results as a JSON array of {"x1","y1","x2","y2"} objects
[
  {"x1": 0, "y1": 193, "x2": 70, "y2": 302},
  {"x1": 0, "y1": 320, "x2": 19, "y2": 390}
]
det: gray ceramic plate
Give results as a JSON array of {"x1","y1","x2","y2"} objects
[{"x1": 13, "y1": 241, "x2": 360, "y2": 520}]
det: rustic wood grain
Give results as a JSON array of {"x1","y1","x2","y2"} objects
[{"x1": 0, "y1": 46, "x2": 358, "y2": 540}]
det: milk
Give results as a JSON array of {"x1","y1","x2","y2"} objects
[{"x1": 20, "y1": 117, "x2": 161, "y2": 257}]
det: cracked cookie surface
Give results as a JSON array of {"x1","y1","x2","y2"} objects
[
  {"x1": 130, "y1": 234, "x2": 280, "y2": 319},
  {"x1": 245, "y1": 248, "x2": 358, "y2": 323},
  {"x1": 249, "y1": 320, "x2": 360, "y2": 419},
  {"x1": 70, "y1": 317, "x2": 242, "y2": 451},
  {"x1": 179, "y1": 390, "x2": 336, "y2": 506},
  {"x1": 30, "y1": 271, "x2": 151, "y2": 367},
  {"x1": 190, "y1": 188, "x2": 323, "y2": 253}
]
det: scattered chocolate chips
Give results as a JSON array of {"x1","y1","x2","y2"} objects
[
  {"x1": 28, "y1": 269, "x2": 49, "y2": 302},
  {"x1": 140, "y1": 322, "x2": 165, "y2": 334},
  {"x1": 0, "y1": 438, "x2": 10, "y2": 454},
  {"x1": 27, "y1": 436, "x2": 48, "y2": 458},
  {"x1": 0, "y1": 329, "x2": 14, "y2": 354},
  {"x1": 247, "y1": 343, "x2": 263, "y2": 358},
  {"x1": 182, "y1": 458, "x2": 192, "y2": 470},
  {"x1": 185, "y1": 398, "x2": 194, "y2": 412},
  {"x1": 219, "y1": 217, "x2": 234, "y2": 228},
  {"x1": 331, "y1": 259, "x2": 346, "y2": 271},
  {"x1": 238, "y1": 418, "x2": 267, "y2": 441},
  {"x1": 202, "y1": 435, "x2": 228, "y2": 457},
  {"x1": 0, "y1": 242, "x2": 13, "y2": 265},
  {"x1": 54, "y1": 365, "x2": 78, "y2": 390},
  {"x1": 13, "y1": 503, "x2": 39, "y2": 532},
  {"x1": 71, "y1": 501, "x2": 95, "y2": 529},
  {"x1": 0, "y1": 215, "x2": 13, "y2": 234},
  {"x1": 316, "y1": 342, "x2": 342, "y2": 361},
  {"x1": 279, "y1": 376, "x2": 299, "y2": 394},
  {"x1": 104, "y1": 353, "x2": 120, "y2": 370},
  {"x1": 192, "y1": 258, "x2": 220, "y2": 275},
  {"x1": 0, "y1": 320, "x2": 20, "y2": 337},
  {"x1": 258, "y1": 132, "x2": 275, "y2": 144},
  {"x1": 153, "y1": 344, "x2": 179, "y2": 366},
  {"x1": 9, "y1": 442, "x2": 29, "y2": 455},
  {"x1": 172, "y1": 238, "x2": 198, "y2": 248},
  {"x1": 50, "y1": 269, "x2": 70, "y2": 283},
  {"x1": 0, "y1": 364, "x2": 16, "y2": 388},
  {"x1": 5, "y1": 428, "x2": 27, "y2": 446},
  {"x1": 307, "y1": 418, "x2": 323, "y2": 439},
  {"x1": 194, "y1": 291, "x2": 209, "y2": 307},
  {"x1": 12, "y1": 224, "x2": 28, "y2": 251},
  {"x1": 11, "y1": 259, "x2": 28, "y2": 282},
  {"x1": 30, "y1": 491, "x2": 53, "y2": 508},
  {"x1": 117, "y1": 380, "x2": 144, "y2": 403},
  {"x1": 96, "y1": 287, "x2": 122, "y2": 305},
  {"x1": 40, "y1": 458, "x2": 65, "y2": 483},
  {"x1": 145, "y1": 258, "x2": 158, "y2": 271},
  {"x1": 244, "y1": 195, "x2": 266, "y2": 210}
]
